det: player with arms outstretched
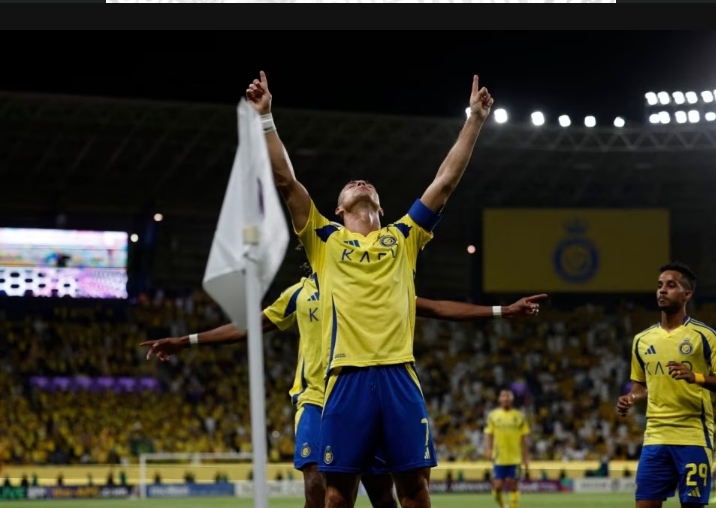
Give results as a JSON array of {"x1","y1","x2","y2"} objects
[
  {"x1": 617, "y1": 262, "x2": 716, "y2": 508},
  {"x1": 142, "y1": 250, "x2": 544, "y2": 508},
  {"x1": 484, "y1": 389, "x2": 530, "y2": 508},
  {"x1": 246, "y1": 70, "x2": 493, "y2": 508}
]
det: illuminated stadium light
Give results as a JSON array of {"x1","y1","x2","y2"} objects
[
  {"x1": 657, "y1": 92, "x2": 670, "y2": 105},
  {"x1": 465, "y1": 107, "x2": 471, "y2": 119},
  {"x1": 649, "y1": 113, "x2": 660, "y2": 124},
  {"x1": 531, "y1": 112, "x2": 545, "y2": 126},
  {"x1": 702, "y1": 91, "x2": 714, "y2": 103},
  {"x1": 467, "y1": 245, "x2": 476, "y2": 254},
  {"x1": 558, "y1": 115, "x2": 571, "y2": 127},
  {"x1": 675, "y1": 111, "x2": 687, "y2": 124},
  {"x1": 686, "y1": 91, "x2": 698, "y2": 104},
  {"x1": 645, "y1": 92, "x2": 658, "y2": 105},
  {"x1": 705, "y1": 112, "x2": 716, "y2": 122},
  {"x1": 493, "y1": 108, "x2": 508, "y2": 124},
  {"x1": 614, "y1": 117, "x2": 625, "y2": 128},
  {"x1": 673, "y1": 91, "x2": 685, "y2": 105},
  {"x1": 154, "y1": 213, "x2": 163, "y2": 222},
  {"x1": 130, "y1": 234, "x2": 139, "y2": 243},
  {"x1": 659, "y1": 111, "x2": 671, "y2": 124},
  {"x1": 584, "y1": 116, "x2": 596, "y2": 128},
  {"x1": 688, "y1": 110, "x2": 700, "y2": 123}
]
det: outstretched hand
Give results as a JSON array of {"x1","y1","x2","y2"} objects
[
  {"x1": 140, "y1": 338, "x2": 186, "y2": 362},
  {"x1": 468, "y1": 75, "x2": 494, "y2": 121},
  {"x1": 246, "y1": 70, "x2": 272, "y2": 116},
  {"x1": 506, "y1": 294, "x2": 548, "y2": 319}
]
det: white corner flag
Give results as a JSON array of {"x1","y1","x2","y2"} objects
[
  {"x1": 203, "y1": 99, "x2": 289, "y2": 329},
  {"x1": 202, "y1": 99, "x2": 289, "y2": 508}
]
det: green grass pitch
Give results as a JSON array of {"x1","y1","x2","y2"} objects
[{"x1": 0, "y1": 493, "x2": 689, "y2": 508}]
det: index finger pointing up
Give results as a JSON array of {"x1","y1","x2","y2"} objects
[
  {"x1": 260, "y1": 70, "x2": 268, "y2": 86},
  {"x1": 472, "y1": 75, "x2": 479, "y2": 96}
]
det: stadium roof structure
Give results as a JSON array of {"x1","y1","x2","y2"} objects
[{"x1": 2, "y1": 92, "x2": 716, "y2": 295}]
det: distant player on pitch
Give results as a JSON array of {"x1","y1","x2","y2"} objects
[
  {"x1": 484, "y1": 389, "x2": 530, "y2": 508},
  {"x1": 618, "y1": 261, "x2": 716, "y2": 508}
]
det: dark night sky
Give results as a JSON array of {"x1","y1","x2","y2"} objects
[{"x1": 4, "y1": 31, "x2": 716, "y2": 126}]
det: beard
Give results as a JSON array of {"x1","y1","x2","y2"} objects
[{"x1": 658, "y1": 300, "x2": 682, "y2": 314}]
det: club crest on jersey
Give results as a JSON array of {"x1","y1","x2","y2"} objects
[
  {"x1": 379, "y1": 235, "x2": 397, "y2": 248},
  {"x1": 324, "y1": 446, "x2": 334, "y2": 464},
  {"x1": 679, "y1": 339, "x2": 694, "y2": 356},
  {"x1": 301, "y1": 443, "x2": 311, "y2": 458}
]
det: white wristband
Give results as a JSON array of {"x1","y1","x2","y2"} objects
[
  {"x1": 492, "y1": 306, "x2": 502, "y2": 318},
  {"x1": 261, "y1": 113, "x2": 276, "y2": 133},
  {"x1": 189, "y1": 333, "x2": 199, "y2": 347}
]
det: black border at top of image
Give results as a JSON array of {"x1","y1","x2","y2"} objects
[{"x1": 0, "y1": 6, "x2": 712, "y2": 30}]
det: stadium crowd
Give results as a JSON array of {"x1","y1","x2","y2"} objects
[{"x1": 2, "y1": 292, "x2": 715, "y2": 467}]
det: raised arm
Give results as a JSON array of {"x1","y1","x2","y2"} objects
[
  {"x1": 415, "y1": 294, "x2": 546, "y2": 321},
  {"x1": 420, "y1": 75, "x2": 494, "y2": 212},
  {"x1": 246, "y1": 71, "x2": 312, "y2": 232},
  {"x1": 141, "y1": 313, "x2": 277, "y2": 361},
  {"x1": 180, "y1": 314, "x2": 276, "y2": 348}
]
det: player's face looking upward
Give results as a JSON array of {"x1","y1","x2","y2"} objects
[
  {"x1": 335, "y1": 180, "x2": 383, "y2": 218},
  {"x1": 498, "y1": 390, "x2": 514, "y2": 410},
  {"x1": 657, "y1": 270, "x2": 692, "y2": 314}
]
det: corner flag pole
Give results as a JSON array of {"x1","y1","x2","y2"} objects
[
  {"x1": 244, "y1": 224, "x2": 268, "y2": 508},
  {"x1": 203, "y1": 100, "x2": 288, "y2": 508}
]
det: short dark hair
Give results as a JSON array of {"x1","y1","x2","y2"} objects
[
  {"x1": 660, "y1": 261, "x2": 697, "y2": 291},
  {"x1": 295, "y1": 243, "x2": 312, "y2": 277}
]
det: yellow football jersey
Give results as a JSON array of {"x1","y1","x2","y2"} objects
[
  {"x1": 485, "y1": 408, "x2": 530, "y2": 465},
  {"x1": 630, "y1": 317, "x2": 716, "y2": 447},
  {"x1": 264, "y1": 276, "x2": 324, "y2": 409},
  {"x1": 297, "y1": 199, "x2": 438, "y2": 373}
]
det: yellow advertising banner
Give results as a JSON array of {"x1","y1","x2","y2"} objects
[{"x1": 483, "y1": 209, "x2": 670, "y2": 292}]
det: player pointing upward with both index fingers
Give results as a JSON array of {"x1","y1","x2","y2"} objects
[
  {"x1": 247, "y1": 71, "x2": 493, "y2": 508},
  {"x1": 618, "y1": 262, "x2": 716, "y2": 508}
]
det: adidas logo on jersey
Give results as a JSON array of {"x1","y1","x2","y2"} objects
[
  {"x1": 307, "y1": 292, "x2": 319, "y2": 302},
  {"x1": 343, "y1": 240, "x2": 360, "y2": 247},
  {"x1": 644, "y1": 345, "x2": 657, "y2": 355},
  {"x1": 688, "y1": 487, "x2": 701, "y2": 498}
]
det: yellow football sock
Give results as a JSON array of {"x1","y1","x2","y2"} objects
[
  {"x1": 509, "y1": 490, "x2": 520, "y2": 508},
  {"x1": 492, "y1": 489, "x2": 504, "y2": 507}
]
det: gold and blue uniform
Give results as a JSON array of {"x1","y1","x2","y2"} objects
[
  {"x1": 631, "y1": 316, "x2": 716, "y2": 504},
  {"x1": 297, "y1": 198, "x2": 441, "y2": 473},
  {"x1": 264, "y1": 275, "x2": 323, "y2": 470},
  {"x1": 485, "y1": 408, "x2": 530, "y2": 480}
]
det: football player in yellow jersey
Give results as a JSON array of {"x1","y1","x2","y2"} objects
[
  {"x1": 484, "y1": 389, "x2": 530, "y2": 508},
  {"x1": 141, "y1": 252, "x2": 545, "y2": 508},
  {"x1": 246, "y1": 70, "x2": 493, "y2": 508},
  {"x1": 617, "y1": 262, "x2": 716, "y2": 508}
]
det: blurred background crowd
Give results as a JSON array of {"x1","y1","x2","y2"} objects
[{"x1": 5, "y1": 293, "x2": 711, "y2": 467}]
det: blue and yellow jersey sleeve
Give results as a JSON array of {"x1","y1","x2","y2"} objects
[
  {"x1": 519, "y1": 414, "x2": 530, "y2": 436},
  {"x1": 688, "y1": 320, "x2": 716, "y2": 374},
  {"x1": 484, "y1": 412, "x2": 495, "y2": 434},
  {"x1": 391, "y1": 199, "x2": 442, "y2": 265},
  {"x1": 630, "y1": 332, "x2": 647, "y2": 383},
  {"x1": 264, "y1": 280, "x2": 304, "y2": 331},
  {"x1": 296, "y1": 201, "x2": 334, "y2": 273}
]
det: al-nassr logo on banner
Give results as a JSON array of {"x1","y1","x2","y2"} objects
[
  {"x1": 483, "y1": 209, "x2": 669, "y2": 293},
  {"x1": 552, "y1": 219, "x2": 599, "y2": 284}
]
